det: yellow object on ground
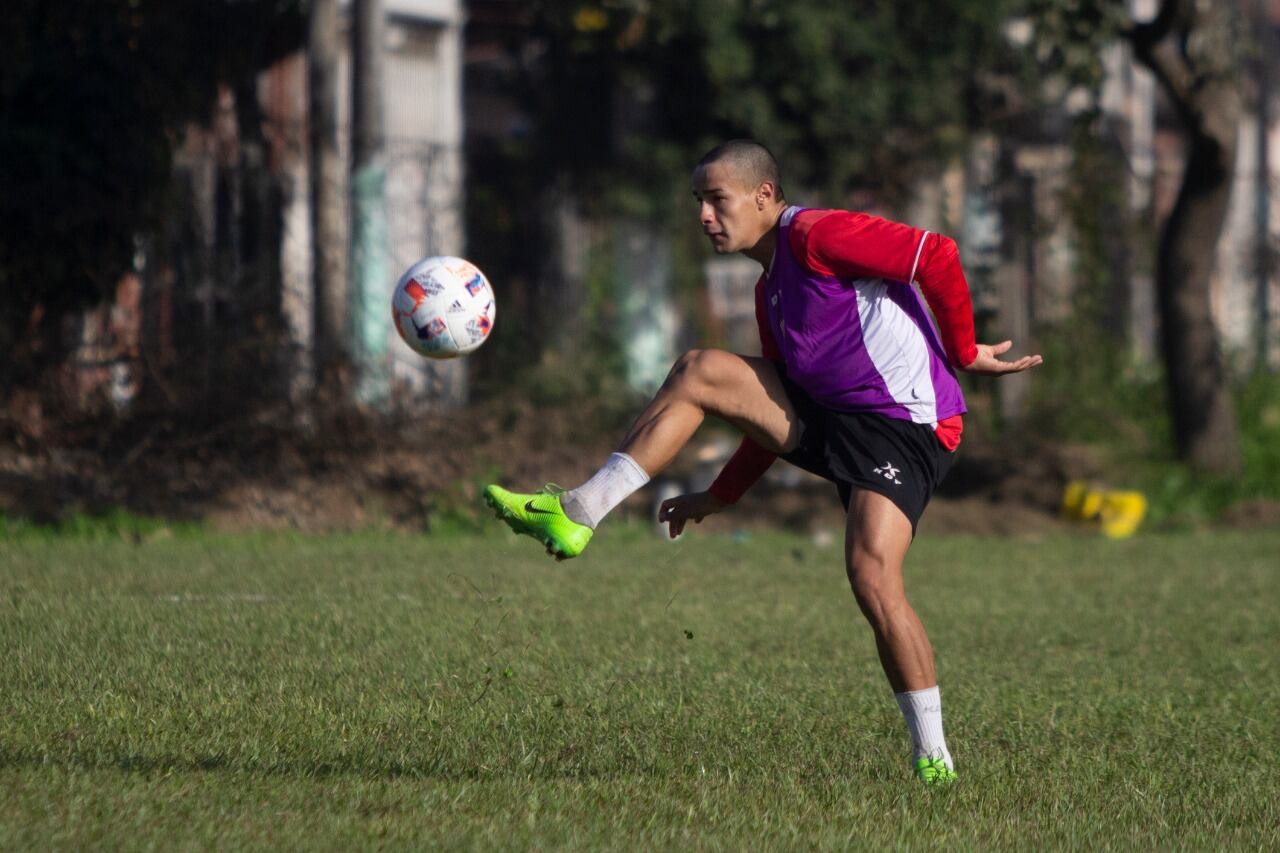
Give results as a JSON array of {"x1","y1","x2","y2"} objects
[
  {"x1": 1098, "y1": 491, "x2": 1148, "y2": 539},
  {"x1": 1061, "y1": 480, "x2": 1148, "y2": 538}
]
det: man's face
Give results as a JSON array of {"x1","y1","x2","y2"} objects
[{"x1": 692, "y1": 161, "x2": 772, "y2": 254}]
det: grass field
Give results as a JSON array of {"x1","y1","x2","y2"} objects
[{"x1": 2, "y1": 524, "x2": 1278, "y2": 849}]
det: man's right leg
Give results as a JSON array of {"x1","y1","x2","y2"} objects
[
  {"x1": 843, "y1": 488, "x2": 956, "y2": 784},
  {"x1": 484, "y1": 349, "x2": 797, "y2": 558}
]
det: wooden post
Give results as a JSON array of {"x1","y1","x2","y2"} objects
[
  {"x1": 350, "y1": 0, "x2": 391, "y2": 408},
  {"x1": 308, "y1": 0, "x2": 348, "y2": 390}
]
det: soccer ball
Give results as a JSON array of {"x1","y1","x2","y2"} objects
[{"x1": 391, "y1": 256, "x2": 496, "y2": 359}]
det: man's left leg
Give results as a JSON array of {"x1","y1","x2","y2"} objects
[{"x1": 843, "y1": 488, "x2": 956, "y2": 784}]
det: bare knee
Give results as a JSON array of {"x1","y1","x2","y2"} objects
[
  {"x1": 662, "y1": 348, "x2": 718, "y2": 400},
  {"x1": 847, "y1": 548, "x2": 907, "y2": 632}
]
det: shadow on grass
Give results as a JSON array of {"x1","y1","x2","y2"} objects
[{"x1": 0, "y1": 748, "x2": 666, "y2": 782}]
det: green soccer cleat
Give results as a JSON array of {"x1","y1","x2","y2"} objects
[
  {"x1": 482, "y1": 484, "x2": 594, "y2": 560},
  {"x1": 913, "y1": 755, "x2": 958, "y2": 786}
]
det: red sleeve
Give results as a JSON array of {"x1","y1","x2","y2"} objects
[
  {"x1": 789, "y1": 209, "x2": 979, "y2": 369},
  {"x1": 708, "y1": 276, "x2": 779, "y2": 504},
  {"x1": 708, "y1": 438, "x2": 776, "y2": 505}
]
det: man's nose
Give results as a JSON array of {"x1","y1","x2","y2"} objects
[{"x1": 699, "y1": 202, "x2": 714, "y2": 225}]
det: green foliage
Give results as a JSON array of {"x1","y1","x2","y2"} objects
[
  {"x1": 424, "y1": 466, "x2": 505, "y2": 537},
  {"x1": 0, "y1": 507, "x2": 199, "y2": 541},
  {"x1": 1024, "y1": 109, "x2": 1164, "y2": 448},
  {"x1": 2, "y1": 531, "x2": 1278, "y2": 845},
  {"x1": 1025, "y1": 0, "x2": 1127, "y2": 93},
  {"x1": 504, "y1": 349, "x2": 645, "y2": 436},
  {"x1": 1019, "y1": 108, "x2": 1164, "y2": 443},
  {"x1": 473, "y1": 0, "x2": 1030, "y2": 381},
  {"x1": 1024, "y1": 118, "x2": 1279, "y2": 523},
  {"x1": 524, "y1": 0, "x2": 1024, "y2": 205},
  {"x1": 1137, "y1": 371, "x2": 1280, "y2": 526},
  {"x1": 1025, "y1": 330, "x2": 1171, "y2": 446},
  {"x1": 1237, "y1": 370, "x2": 1280, "y2": 488},
  {"x1": 1026, "y1": 348, "x2": 1280, "y2": 527},
  {"x1": 1062, "y1": 111, "x2": 1141, "y2": 339}
]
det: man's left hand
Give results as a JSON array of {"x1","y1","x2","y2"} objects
[{"x1": 962, "y1": 340, "x2": 1043, "y2": 375}]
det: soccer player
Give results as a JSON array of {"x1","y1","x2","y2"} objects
[{"x1": 483, "y1": 139, "x2": 1042, "y2": 785}]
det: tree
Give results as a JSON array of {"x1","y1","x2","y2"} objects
[
  {"x1": 1127, "y1": 0, "x2": 1243, "y2": 474},
  {"x1": 466, "y1": 0, "x2": 1023, "y2": 375},
  {"x1": 518, "y1": 0, "x2": 1021, "y2": 204},
  {"x1": 1031, "y1": 0, "x2": 1244, "y2": 473}
]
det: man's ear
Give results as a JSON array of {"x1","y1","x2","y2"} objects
[{"x1": 756, "y1": 181, "x2": 776, "y2": 209}]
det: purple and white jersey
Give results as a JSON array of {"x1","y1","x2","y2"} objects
[{"x1": 762, "y1": 206, "x2": 968, "y2": 425}]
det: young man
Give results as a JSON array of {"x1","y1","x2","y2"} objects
[{"x1": 483, "y1": 139, "x2": 1042, "y2": 785}]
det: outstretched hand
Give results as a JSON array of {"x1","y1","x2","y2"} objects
[
  {"x1": 963, "y1": 340, "x2": 1043, "y2": 375},
  {"x1": 657, "y1": 491, "x2": 727, "y2": 539}
]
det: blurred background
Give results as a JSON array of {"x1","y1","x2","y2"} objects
[{"x1": 1, "y1": 0, "x2": 1278, "y2": 536}]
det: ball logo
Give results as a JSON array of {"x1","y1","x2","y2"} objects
[
  {"x1": 464, "y1": 274, "x2": 485, "y2": 297},
  {"x1": 467, "y1": 316, "x2": 492, "y2": 343},
  {"x1": 404, "y1": 280, "x2": 428, "y2": 304},
  {"x1": 411, "y1": 274, "x2": 445, "y2": 296},
  {"x1": 418, "y1": 316, "x2": 447, "y2": 341}
]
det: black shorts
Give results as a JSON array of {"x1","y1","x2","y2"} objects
[{"x1": 776, "y1": 371, "x2": 956, "y2": 535}]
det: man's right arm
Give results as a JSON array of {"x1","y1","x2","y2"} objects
[
  {"x1": 793, "y1": 209, "x2": 980, "y2": 370},
  {"x1": 795, "y1": 209, "x2": 1041, "y2": 377}
]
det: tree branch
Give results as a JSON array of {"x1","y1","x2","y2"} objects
[
  {"x1": 1126, "y1": 0, "x2": 1190, "y2": 46},
  {"x1": 1125, "y1": 0, "x2": 1197, "y2": 116},
  {"x1": 1139, "y1": 39, "x2": 1200, "y2": 121}
]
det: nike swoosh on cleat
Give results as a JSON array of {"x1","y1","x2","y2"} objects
[{"x1": 524, "y1": 501, "x2": 558, "y2": 516}]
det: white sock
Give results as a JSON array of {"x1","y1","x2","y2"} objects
[
  {"x1": 895, "y1": 686, "x2": 954, "y2": 770},
  {"x1": 560, "y1": 452, "x2": 650, "y2": 529}
]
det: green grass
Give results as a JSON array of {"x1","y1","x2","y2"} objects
[{"x1": 2, "y1": 526, "x2": 1278, "y2": 849}]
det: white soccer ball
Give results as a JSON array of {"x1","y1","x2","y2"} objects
[{"x1": 391, "y1": 256, "x2": 496, "y2": 359}]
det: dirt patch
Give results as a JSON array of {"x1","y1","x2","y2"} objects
[
  {"x1": 0, "y1": 401, "x2": 1105, "y2": 538},
  {"x1": 1217, "y1": 498, "x2": 1280, "y2": 531},
  {"x1": 0, "y1": 397, "x2": 622, "y2": 533}
]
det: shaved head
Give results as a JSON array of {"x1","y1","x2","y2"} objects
[
  {"x1": 691, "y1": 140, "x2": 788, "y2": 263},
  {"x1": 696, "y1": 139, "x2": 784, "y2": 201}
]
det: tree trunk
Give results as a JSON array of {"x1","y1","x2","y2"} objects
[
  {"x1": 308, "y1": 0, "x2": 349, "y2": 388},
  {"x1": 351, "y1": 0, "x2": 384, "y2": 171},
  {"x1": 1157, "y1": 115, "x2": 1242, "y2": 473},
  {"x1": 1130, "y1": 0, "x2": 1243, "y2": 474}
]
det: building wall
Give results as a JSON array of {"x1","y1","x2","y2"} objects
[{"x1": 265, "y1": 1, "x2": 467, "y2": 408}]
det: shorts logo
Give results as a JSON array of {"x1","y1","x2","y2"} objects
[{"x1": 872, "y1": 462, "x2": 902, "y2": 485}]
